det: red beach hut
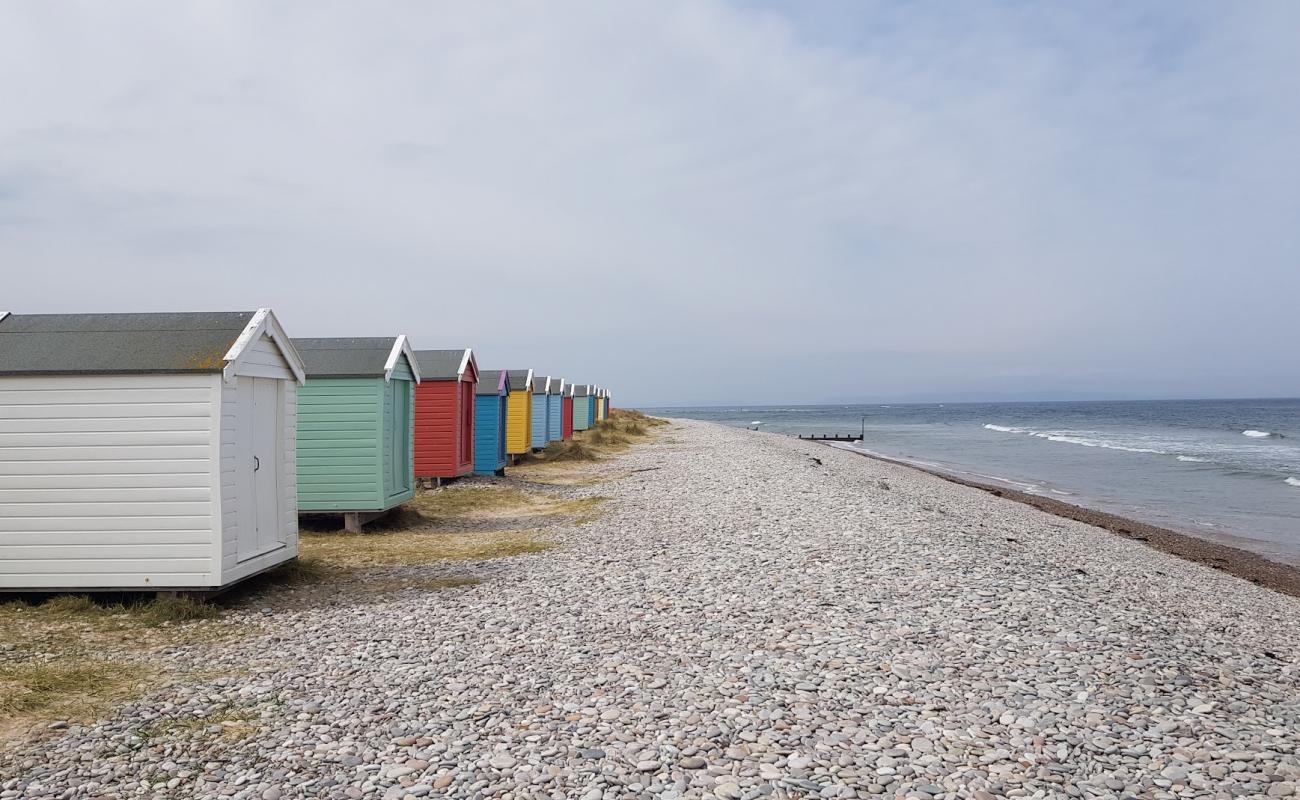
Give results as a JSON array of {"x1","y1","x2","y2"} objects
[
  {"x1": 562, "y1": 387, "x2": 575, "y2": 440},
  {"x1": 413, "y1": 348, "x2": 478, "y2": 484}
]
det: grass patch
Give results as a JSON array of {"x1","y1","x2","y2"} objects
[
  {"x1": 298, "y1": 529, "x2": 558, "y2": 570},
  {"x1": 0, "y1": 593, "x2": 237, "y2": 741},
  {"x1": 409, "y1": 486, "x2": 605, "y2": 523},
  {"x1": 0, "y1": 660, "x2": 158, "y2": 738}
]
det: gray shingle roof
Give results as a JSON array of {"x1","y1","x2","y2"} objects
[
  {"x1": 293, "y1": 337, "x2": 400, "y2": 378},
  {"x1": 549, "y1": 378, "x2": 566, "y2": 396},
  {"x1": 413, "y1": 349, "x2": 469, "y2": 380},
  {"x1": 0, "y1": 311, "x2": 258, "y2": 375},
  {"x1": 573, "y1": 384, "x2": 591, "y2": 396},
  {"x1": 506, "y1": 369, "x2": 532, "y2": 391},
  {"x1": 476, "y1": 370, "x2": 508, "y2": 395}
]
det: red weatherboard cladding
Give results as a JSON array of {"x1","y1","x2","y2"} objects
[
  {"x1": 562, "y1": 396, "x2": 574, "y2": 439},
  {"x1": 414, "y1": 379, "x2": 475, "y2": 478}
]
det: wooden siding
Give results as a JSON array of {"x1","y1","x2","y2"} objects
[
  {"x1": 415, "y1": 380, "x2": 472, "y2": 479},
  {"x1": 236, "y1": 333, "x2": 295, "y2": 381},
  {"x1": 506, "y1": 389, "x2": 532, "y2": 455},
  {"x1": 473, "y1": 394, "x2": 506, "y2": 475},
  {"x1": 573, "y1": 394, "x2": 593, "y2": 430},
  {"x1": 0, "y1": 374, "x2": 219, "y2": 589},
  {"x1": 296, "y1": 378, "x2": 382, "y2": 511},
  {"x1": 530, "y1": 392, "x2": 549, "y2": 450},
  {"x1": 562, "y1": 397, "x2": 574, "y2": 439},
  {"x1": 547, "y1": 395, "x2": 563, "y2": 442}
]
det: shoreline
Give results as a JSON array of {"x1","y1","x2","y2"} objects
[{"x1": 828, "y1": 440, "x2": 1300, "y2": 599}]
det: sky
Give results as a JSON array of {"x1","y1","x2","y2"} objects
[{"x1": 1, "y1": 2, "x2": 1297, "y2": 407}]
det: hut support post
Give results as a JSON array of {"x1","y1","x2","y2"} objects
[{"x1": 343, "y1": 511, "x2": 384, "y2": 532}]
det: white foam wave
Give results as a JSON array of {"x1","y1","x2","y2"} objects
[
  {"x1": 1286, "y1": 477, "x2": 1300, "y2": 488},
  {"x1": 1177, "y1": 456, "x2": 1209, "y2": 462},
  {"x1": 1243, "y1": 430, "x2": 1272, "y2": 438},
  {"x1": 984, "y1": 423, "x2": 1165, "y2": 454}
]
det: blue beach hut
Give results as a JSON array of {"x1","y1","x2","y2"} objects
[
  {"x1": 547, "y1": 378, "x2": 565, "y2": 443},
  {"x1": 474, "y1": 369, "x2": 510, "y2": 476},
  {"x1": 531, "y1": 375, "x2": 552, "y2": 450}
]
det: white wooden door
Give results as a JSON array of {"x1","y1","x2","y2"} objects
[{"x1": 237, "y1": 377, "x2": 283, "y2": 561}]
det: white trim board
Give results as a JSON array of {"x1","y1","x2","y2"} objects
[{"x1": 384, "y1": 335, "x2": 422, "y2": 383}]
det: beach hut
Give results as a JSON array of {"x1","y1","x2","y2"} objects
[
  {"x1": 596, "y1": 388, "x2": 607, "y2": 422},
  {"x1": 562, "y1": 386, "x2": 575, "y2": 440},
  {"x1": 548, "y1": 378, "x2": 566, "y2": 443},
  {"x1": 474, "y1": 370, "x2": 510, "y2": 476},
  {"x1": 505, "y1": 369, "x2": 534, "y2": 458},
  {"x1": 531, "y1": 375, "x2": 552, "y2": 451},
  {"x1": 0, "y1": 309, "x2": 306, "y2": 591},
  {"x1": 293, "y1": 336, "x2": 421, "y2": 531},
  {"x1": 413, "y1": 349, "x2": 478, "y2": 485},
  {"x1": 572, "y1": 384, "x2": 594, "y2": 431}
]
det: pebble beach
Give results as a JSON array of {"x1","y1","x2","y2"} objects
[{"x1": 4, "y1": 419, "x2": 1300, "y2": 799}]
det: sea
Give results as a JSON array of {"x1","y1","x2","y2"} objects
[{"x1": 648, "y1": 399, "x2": 1300, "y2": 566}]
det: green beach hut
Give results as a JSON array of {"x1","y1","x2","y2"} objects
[{"x1": 293, "y1": 336, "x2": 422, "y2": 531}]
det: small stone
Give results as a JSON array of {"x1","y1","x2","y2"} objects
[
  {"x1": 262, "y1": 790, "x2": 281, "y2": 800},
  {"x1": 1267, "y1": 784, "x2": 1295, "y2": 798},
  {"x1": 680, "y1": 757, "x2": 707, "y2": 770},
  {"x1": 715, "y1": 783, "x2": 742, "y2": 800},
  {"x1": 433, "y1": 776, "x2": 453, "y2": 789},
  {"x1": 489, "y1": 754, "x2": 516, "y2": 770}
]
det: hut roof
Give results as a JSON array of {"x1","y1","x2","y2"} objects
[
  {"x1": 0, "y1": 309, "x2": 304, "y2": 381},
  {"x1": 506, "y1": 369, "x2": 534, "y2": 392},
  {"x1": 293, "y1": 336, "x2": 421, "y2": 382},
  {"x1": 550, "y1": 378, "x2": 566, "y2": 396},
  {"x1": 534, "y1": 375, "x2": 553, "y2": 393},
  {"x1": 573, "y1": 384, "x2": 591, "y2": 396},
  {"x1": 476, "y1": 369, "x2": 510, "y2": 395},
  {"x1": 413, "y1": 348, "x2": 473, "y2": 380}
]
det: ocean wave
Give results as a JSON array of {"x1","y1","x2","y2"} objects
[
  {"x1": 1243, "y1": 430, "x2": 1275, "y2": 438},
  {"x1": 1287, "y1": 477, "x2": 1300, "y2": 488},
  {"x1": 1177, "y1": 456, "x2": 1209, "y2": 462},
  {"x1": 985, "y1": 423, "x2": 1166, "y2": 455}
]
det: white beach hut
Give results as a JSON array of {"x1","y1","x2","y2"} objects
[{"x1": 0, "y1": 309, "x2": 307, "y2": 592}]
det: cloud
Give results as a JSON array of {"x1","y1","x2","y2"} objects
[{"x1": 1, "y1": 1, "x2": 1297, "y2": 404}]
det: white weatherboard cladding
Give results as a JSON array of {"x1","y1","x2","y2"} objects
[
  {"x1": 0, "y1": 350, "x2": 299, "y2": 591},
  {"x1": 0, "y1": 374, "x2": 220, "y2": 588}
]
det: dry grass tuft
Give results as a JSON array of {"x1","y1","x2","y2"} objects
[
  {"x1": 409, "y1": 486, "x2": 605, "y2": 523},
  {"x1": 138, "y1": 703, "x2": 260, "y2": 742},
  {"x1": 0, "y1": 660, "x2": 158, "y2": 737},
  {"x1": 368, "y1": 575, "x2": 484, "y2": 595},
  {"x1": 0, "y1": 593, "x2": 236, "y2": 741},
  {"x1": 297, "y1": 529, "x2": 557, "y2": 570}
]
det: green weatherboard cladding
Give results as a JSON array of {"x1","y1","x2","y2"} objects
[{"x1": 296, "y1": 353, "x2": 416, "y2": 513}]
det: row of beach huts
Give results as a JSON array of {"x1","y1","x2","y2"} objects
[{"x1": 0, "y1": 309, "x2": 613, "y2": 594}]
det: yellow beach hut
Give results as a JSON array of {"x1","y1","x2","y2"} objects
[{"x1": 505, "y1": 369, "x2": 534, "y2": 458}]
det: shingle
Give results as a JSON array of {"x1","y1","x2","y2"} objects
[
  {"x1": 292, "y1": 337, "x2": 398, "y2": 378},
  {"x1": 0, "y1": 311, "x2": 257, "y2": 375}
]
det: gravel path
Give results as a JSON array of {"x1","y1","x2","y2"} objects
[{"x1": 4, "y1": 419, "x2": 1300, "y2": 799}]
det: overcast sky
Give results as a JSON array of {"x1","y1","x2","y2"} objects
[{"x1": 2, "y1": 2, "x2": 1297, "y2": 406}]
